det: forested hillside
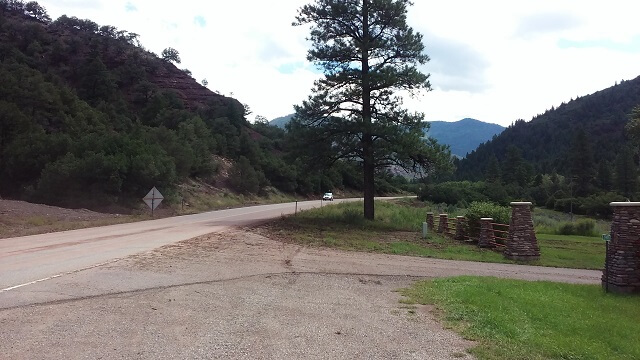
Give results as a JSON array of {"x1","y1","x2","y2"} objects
[
  {"x1": 456, "y1": 77, "x2": 640, "y2": 180},
  {"x1": 0, "y1": 1, "x2": 403, "y2": 209},
  {"x1": 422, "y1": 76, "x2": 640, "y2": 217}
]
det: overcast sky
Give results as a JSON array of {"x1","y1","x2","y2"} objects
[{"x1": 38, "y1": 0, "x2": 640, "y2": 127}]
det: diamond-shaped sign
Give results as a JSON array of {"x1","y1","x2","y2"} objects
[{"x1": 143, "y1": 186, "x2": 164, "y2": 210}]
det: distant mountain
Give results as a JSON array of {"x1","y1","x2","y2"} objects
[
  {"x1": 425, "y1": 118, "x2": 505, "y2": 157},
  {"x1": 271, "y1": 115, "x2": 503, "y2": 158},
  {"x1": 270, "y1": 114, "x2": 294, "y2": 128}
]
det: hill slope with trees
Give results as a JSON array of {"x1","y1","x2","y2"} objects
[
  {"x1": 425, "y1": 76, "x2": 640, "y2": 216},
  {"x1": 456, "y1": 77, "x2": 640, "y2": 181},
  {"x1": 0, "y1": 1, "x2": 426, "y2": 210}
]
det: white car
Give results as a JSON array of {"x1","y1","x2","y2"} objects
[{"x1": 322, "y1": 192, "x2": 334, "y2": 201}]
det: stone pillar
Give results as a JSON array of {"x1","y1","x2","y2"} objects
[
  {"x1": 426, "y1": 212, "x2": 434, "y2": 231},
  {"x1": 504, "y1": 202, "x2": 539, "y2": 261},
  {"x1": 455, "y1": 216, "x2": 466, "y2": 240},
  {"x1": 602, "y1": 202, "x2": 640, "y2": 294},
  {"x1": 478, "y1": 218, "x2": 494, "y2": 248},
  {"x1": 437, "y1": 214, "x2": 448, "y2": 234}
]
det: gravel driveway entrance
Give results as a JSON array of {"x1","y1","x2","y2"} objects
[{"x1": 0, "y1": 228, "x2": 601, "y2": 359}]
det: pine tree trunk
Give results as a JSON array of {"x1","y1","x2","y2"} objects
[
  {"x1": 363, "y1": 135, "x2": 375, "y2": 220},
  {"x1": 361, "y1": 0, "x2": 374, "y2": 220}
]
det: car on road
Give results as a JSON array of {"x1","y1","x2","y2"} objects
[{"x1": 322, "y1": 192, "x2": 334, "y2": 201}]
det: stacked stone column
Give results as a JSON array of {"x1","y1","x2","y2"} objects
[
  {"x1": 437, "y1": 214, "x2": 448, "y2": 234},
  {"x1": 426, "y1": 212, "x2": 434, "y2": 231},
  {"x1": 455, "y1": 216, "x2": 466, "y2": 240},
  {"x1": 478, "y1": 218, "x2": 495, "y2": 248},
  {"x1": 504, "y1": 202, "x2": 540, "y2": 261},
  {"x1": 602, "y1": 202, "x2": 640, "y2": 294}
]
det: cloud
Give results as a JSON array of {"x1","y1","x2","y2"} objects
[
  {"x1": 125, "y1": 2, "x2": 137, "y2": 12},
  {"x1": 35, "y1": 0, "x2": 640, "y2": 126},
  {"x1": 515, "y1": 12, "x2": 582, "y2": 39},
  {"x1": 277, "y1": 62, "x2": 304, "y2": 74},
  {"x1": 422, "y1": 33, "x2": 491, "y2": 93},
  {"x1": 193, "y1": 15, "x2": 206, "y2": 28},
  {"x1": 558, "y1": 36, "x2": 640, "y2": 53},
  {"x1": 49, "y1": 0, "x2": 101, "y2": 8},
  {"x1": 258, "y1": 38, "x2": 291, "y2": 62}
]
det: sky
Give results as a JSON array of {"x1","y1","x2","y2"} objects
[{"x1": 37, "y1": 0, "x2": 640, "y2": 127}]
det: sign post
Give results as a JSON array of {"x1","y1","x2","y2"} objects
[{"x1": 143, "y1": 187, "x2": 164, "y2": 217}]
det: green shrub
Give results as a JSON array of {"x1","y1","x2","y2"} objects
[
  {"x1": 557, "y1": 222, "x2": 576, "y2": 235},
  {"x1": 418, "y1": 181, "x2": 488, "y2": 205},
  {"x1": 575, "y1": 219, "x2": 597, "y2": 236},
  {"x1": 556, "y1": 219, "x2": 597, "y2": 236},
  {"x1": 229, "y1": 156, "x2": 260, "y2": 194},
  {"x1": 465, "y1": 201, "x2": 511, "y2": 237},
  {"x1": 578, "y1": 192, "x2": 626, "y2": 217}
]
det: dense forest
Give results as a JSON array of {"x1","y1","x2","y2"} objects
[
  {"x1": 422, "y1": 77, "x2": 640, "y2": 217},
  {"x1": 0, "y1": 1, "x2": 415, "y2": 209},
  {"x1": 456, "y1": 77, "x2": 640, "y2": 180}
]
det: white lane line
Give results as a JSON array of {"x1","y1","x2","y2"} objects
[
  {"x1": 1, "y1": 274, "x2": 63, "y2": 292},
  {"x1": 0, "y1": 201, "x2": 330, "y2": 293},
  {"x1": 1, "y1": 258, "x2": 122, "y2": 293}
]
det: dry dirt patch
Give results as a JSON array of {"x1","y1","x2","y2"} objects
[{"x1": 0, "y1": 199, "x2": 129, "y2": 238}]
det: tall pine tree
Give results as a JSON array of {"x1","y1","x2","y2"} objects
[
  {"x1": 291, "y1": 0, "x2": 452, "y2": 219},
  {"x1": 569, "y1": 128, "x2": 594, "y2": 196},
  {"x1": 615, "y1": 147, "x2": 638, "y2": 199}
]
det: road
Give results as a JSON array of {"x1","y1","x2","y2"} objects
[
  {"x1": 0, "y1": 199, "x2": 352, "y2": 291},
  {"x1": 0, "y1": 199, "x2": 602, "y2": 359}
]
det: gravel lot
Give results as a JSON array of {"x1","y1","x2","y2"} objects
[{"x1": 0, "y1": 228, "x2": 601, "y2": 359}]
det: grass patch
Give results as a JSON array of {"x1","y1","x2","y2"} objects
[
  {"x1": 401, "y1": 276, "x2": 640, "y2": 360},
  {"x1": 264, "y1": 201, "x2": 508, "y2": 263},
  {"x1": 534, "y1": 208, "x2": 610, "y2": 236},
  {"x1": 262, "y1": 200, "x2": 606, "y2": 269},
  {"x1": 536, "y1": 233, "x2": 605, "y2": 270}
]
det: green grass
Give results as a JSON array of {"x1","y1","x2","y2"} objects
[
  {"x1": 401, "y1": 276, "x2": 640, "y2": 360},
  {"x1": 267, "y1": 200, "x2": 507, "y2": 263},
  {"x1": 534, "y1": 207, "x2": 610, "y2": 235},
  {"x1": 536, "y1": 233, "x2": 605, "y2": 269},
  {"x1": 264, "y1": 200, "x2": 606, "y2": 269}
]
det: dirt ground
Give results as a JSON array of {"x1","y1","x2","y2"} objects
[
  {"x1": 1, "y1": 228, "x2": 484, "y2": 359},
  {"x1": 0, "y1": 200, "x2": 601, "y2": 359},
  {"x1": 0, "y1": 199, "x2": 116, "y2": 220},
  {"x1": 0, "y1": 199, "x2": 133, "y2": 239}
]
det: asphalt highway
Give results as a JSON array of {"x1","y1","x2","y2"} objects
[{"x1": 0, "y1": 199, "x2": 357, "y2": 291}]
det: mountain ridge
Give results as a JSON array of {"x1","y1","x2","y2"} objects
[
  {"x1": 424, "y1": 118, "x2": 505, "y2": 157},
  {"x1": 270, "y1": 115, "x2": 505, "y2": 158}
]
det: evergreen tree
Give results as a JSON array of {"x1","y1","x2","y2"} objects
[
  {"x1": 615, "y1": 147, "x2": 638, "y2": 198},
  {"x1": 625, "y1": 105, "x2": 640, "y2": 166},
  {"x1": 161, "y1": 47, "x2": 181, "y2": 64},
  {"x1": 291, "y1": 0, "x2": 451, "y2": 219},
  {"x1": 485, "y1": 154, "x2": 501, "y2": 183},
  {"x1": 501, "y1": 145, "x2": 531, "y2": 186},
  {"x1": 596, "y1": 161, "x2": 612, "y2": 191},
  {"x1": 569, "y1": 128, "x2": 594, "y2": 196}
]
